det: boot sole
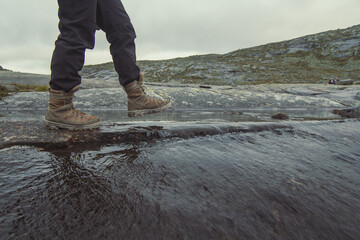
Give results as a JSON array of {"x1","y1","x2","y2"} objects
[
  {"x1": 128, "y1": 102, "x2": 172, "y2": 118},
  {"x1": 44, "y1": 118, "x2": 101, "y2": 130}
]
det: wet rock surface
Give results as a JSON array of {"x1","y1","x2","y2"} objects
[
  {"x1": 1, "y1": 24, "x2": 360, "y2": 239},
  {"x1": 1, "y1": 83, "x2": 360, "y2": 147},
  {"x1": 1, "y1": 119, "x2": 360, "y2": 239},
  {"x1": 0, "y1": 120, "x2": 291, "y2": 149},
  {"x1": 1, "y1": 83, "x2": 360, "y2": 239},
  {"x1": 1, "y1": 84, "x2": 360, "y2": 121}
]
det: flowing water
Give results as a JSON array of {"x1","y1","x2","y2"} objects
[{"x1": 1, "y1": 120, "x2": 360, "y2": 239}]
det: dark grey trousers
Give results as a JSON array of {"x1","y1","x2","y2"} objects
[{"x1": 50, "y1": 0, "x2": 140, "y2": 91}]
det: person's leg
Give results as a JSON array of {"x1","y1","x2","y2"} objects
[
  {"x1": 96, "y1": 0, "x2": 140, "y2": 86},
  {"x1": 50, "y1": 0, "x2": 98, "y2": 91},
  {"x1": 45, "y1": 0, "x2": 100, "y2": 130},
  {"x1": 96, "y1": 0, "x2": 171, "y2": 117}
]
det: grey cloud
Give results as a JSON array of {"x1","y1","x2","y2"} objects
[{"x1": 0, "y1": 0, "x2": 359, "y2": 74}]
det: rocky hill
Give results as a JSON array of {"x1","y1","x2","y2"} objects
[{"x1": 82, "y1": 25, "x2": 360, "y2": 85}]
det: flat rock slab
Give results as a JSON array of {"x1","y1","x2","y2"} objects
[
  {"x1": 0, "y1": 71, "x2": 50, "y2": 86},
  {"x1": 1, "y1": 83, "x2": 359, "y2": 112},
  {"x1": 1, "y1": 84, "x2": 360, "y2": 123},
  {"x1": 0, "y1": 71, "x2": 115, "y2": 88},
  {"x1": 0, "y1": 120, "x2": 292, "y2": 149}
]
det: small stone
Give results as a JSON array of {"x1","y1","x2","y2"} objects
[
  {"x1": 271, "y1": 113, "x2": 289, "y2": 120},
  {"x1": 222, "y1": 111, "x2": 243, "y2": 115},
  {"x1": 331, "y1": 108, "x2": 360, "y2": 118},
  {"x1": 336, "y1": 79, "x2": 353, "y2": 85},
  {"x1": 355, "y1": 92, "x2": 360, "y2": 100}
]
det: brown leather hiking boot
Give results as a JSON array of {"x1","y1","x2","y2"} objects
[
  {"x1": 124, "y1": 73, "x2": 172, "y2": 117},
  {"x1": 44, "y1": 85, "x2": 101, "y2": 130}
]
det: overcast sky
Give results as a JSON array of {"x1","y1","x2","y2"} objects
[{"x1": 0, "y1": 0, "x2": 359, "y2": 74}]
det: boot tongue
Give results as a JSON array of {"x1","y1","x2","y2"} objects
[
  {"x1": 70, "y1": 85, "x2": 81, "y2": 93},
  {"x1": 49, "y1": 88, "x2": 63, "y2": 94},
  {"x1": 138, "y1": 73, "x2": 144, "y2": 85}
]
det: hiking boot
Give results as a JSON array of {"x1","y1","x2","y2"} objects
[
  {"x1": 44, "y1": 85, "x2": 101, "y2": 130},
  {"x1": 124, "y1": 73, "x2": 172, "y2": 117}
]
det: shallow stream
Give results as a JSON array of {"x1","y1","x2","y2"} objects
[{"x1": 1, "y1": 120, "x2": 359, "y2": 239}]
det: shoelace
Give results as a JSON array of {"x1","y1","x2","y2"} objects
[
  {"x1": 137, "y1": 81, "x2": 145, "y2": 93},
  {"x1": 67, "y1": 95, "x2": 86, "y2": 120}
]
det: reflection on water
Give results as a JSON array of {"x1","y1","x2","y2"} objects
[
  {"x1": 1, "y1": 120, "x2": 360, "y2": 239},
  {"x1": 0, "y1": 108, "x2": 342, "y2": 123}
]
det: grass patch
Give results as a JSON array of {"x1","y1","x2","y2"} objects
[
  {"x1": 0, "y1": 86, "x2": 9, "y2": 100},
  {"x1": 13, "y1": 84, "x2": 49, "y2": 92},
  {"x1": 0, "y1": 84, "x2": 48, "y2": 101}
]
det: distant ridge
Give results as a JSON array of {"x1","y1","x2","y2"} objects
[{"x1": 82, "y1": 25, "x2": 360, "y2": 85}]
